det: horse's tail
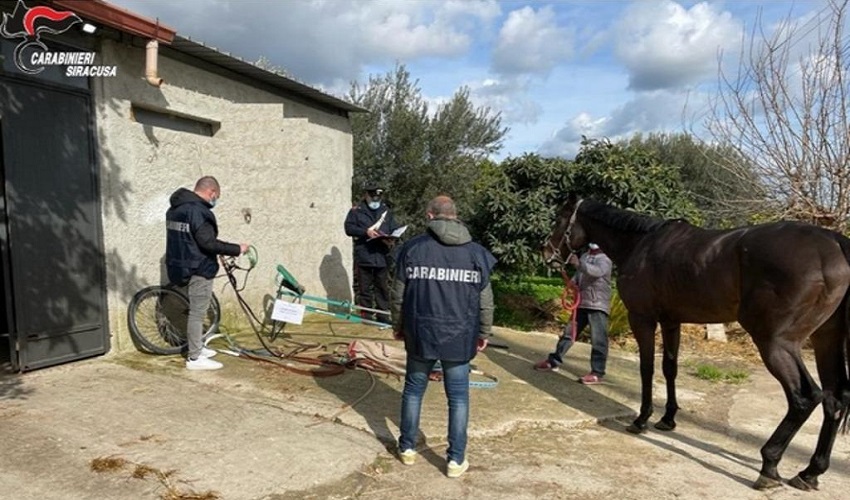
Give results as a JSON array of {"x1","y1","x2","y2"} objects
[
  {"x1": 839, "y1": 234, "x2": 850, "y2": 434},
  {"x1": 842, "y1": 337, "x2": 850, "y2": 434}
]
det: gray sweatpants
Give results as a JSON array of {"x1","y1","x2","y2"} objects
[{"x1": 186, "y1": 275, "x2": 214, "y2": 360}]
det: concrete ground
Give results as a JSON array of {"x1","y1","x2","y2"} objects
[{"x1": 1, "y1": 323, "x2": 849, "y2": 499}]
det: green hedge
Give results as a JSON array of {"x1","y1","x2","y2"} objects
[{"x1": 492, "y1": 273, "x2": 631, "y2": 339}]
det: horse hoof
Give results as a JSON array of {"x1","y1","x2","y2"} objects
[
  {"x1": 626, "y1": 422, "x2": 647, "y2": 434},
  {"x1": 654, "y1": 419, "x2": 676, "y2": 431},
  {"x1": 789, "y1": 475, "x2": 818, "y2": 491},
  {"x1": 753, "y1": 474, "x2": 783, "y2": 490}
]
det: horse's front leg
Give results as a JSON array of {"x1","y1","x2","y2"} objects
[
  {"x1": 627, "y1": 313, "x2": 658, "y2": 434},
  {"x1": 655, "y1": 321, "x2": 681, "y2": 431}
]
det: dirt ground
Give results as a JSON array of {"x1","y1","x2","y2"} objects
[
  {"x1": 267, "y1": 326, "x2": 850, "y2": 500},
  {"x1": 2, "y1": 323, "x2": 849, "y2": 500}
]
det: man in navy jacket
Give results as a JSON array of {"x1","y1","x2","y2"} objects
[
  {"x1": 390, "y1": 195, "x2": 496, "y2": 478},
  {"x1": 344, "y1": 182, "x2": 401, "y2": 323},
  {"x1": 166, "y1": 176, "x2": 247, "y2": 371}
]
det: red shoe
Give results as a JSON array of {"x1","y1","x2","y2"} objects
[
  {"x1": 534, "y1": 359, "x2": 559, "y2": 372},
  {"x1": 579, "y1": 373, "x2": 602, "y2": 385}
]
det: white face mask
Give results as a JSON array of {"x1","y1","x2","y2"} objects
[{"x1": 367, "y1": 201, "x2": 381, "y2": 210}]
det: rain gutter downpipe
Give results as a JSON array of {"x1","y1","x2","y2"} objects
[{"x1": 145, "y1": 39, "x2": 163, "y2": 87}]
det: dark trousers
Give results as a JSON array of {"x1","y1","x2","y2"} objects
[
  {"x1": 547, "y1": 308, "x2": 609, "y2": 376},
  {"x1": 355, "y1": 264, "x2": 390, "y2": 323}
]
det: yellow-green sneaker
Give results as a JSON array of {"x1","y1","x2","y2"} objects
[
  {"x1": 447, "y1": 459, "x2": 469, "y2": 478},
  {"x1": 399, "y1": 449, "x2": 416, "y2": 466}
]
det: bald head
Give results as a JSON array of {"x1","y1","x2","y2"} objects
[
  {"x1": 427, "y1": 195, "x2": 457, "y2": 219},
  {"x1": 194, "y1": 176, "x2": 219, "y2": 192}
]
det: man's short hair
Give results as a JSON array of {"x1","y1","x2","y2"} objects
[
  {"x1": 427, "y1": 195, "x2": 457, "y2": 218},
  {"x1": 194, "y1": 176, "x2": 220, "y2": 192}
]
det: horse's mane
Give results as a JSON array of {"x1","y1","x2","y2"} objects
[{"x1": 579, "y1": 199, "x2": 670, "y2": 233}]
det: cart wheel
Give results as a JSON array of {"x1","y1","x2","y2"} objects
[{"x1": 128, "y1": 286, "x2": 221, "y2": 355}]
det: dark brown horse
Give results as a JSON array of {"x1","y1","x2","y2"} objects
[{"x1": 542, "y1": 196, "x2": 850, "y2": 490}]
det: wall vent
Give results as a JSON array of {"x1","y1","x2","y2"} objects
[{"x1": 131, "y1": 104, "x2": 220, "y2": 137}]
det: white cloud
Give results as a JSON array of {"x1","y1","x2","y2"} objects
[
  {"x1": 469, "y1": 77, "x2": 542, "y2": 124},
  {"x1": 539, "y1": 112, "x2": 609, "y2": 158},
  {"x1": 109, "y1": 0, "x2": 499, "y2": 84},
  {"x1": 539, "y1": 89, "x2": 707, "y2": 158},
  {"x1": 492, "y1": 5, "x2": 573, "y2": 76},
  {"x1": 614, "y1": 1, "x2": 742, "y2": 91}
]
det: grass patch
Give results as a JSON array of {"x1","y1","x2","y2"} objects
[{"x1": 693, "y1": 363, "x2": 749, "y2": 384}]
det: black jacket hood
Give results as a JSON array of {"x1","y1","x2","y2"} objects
[{"x1": 170, "y1": 188, "x2": 209, "y2": 208}]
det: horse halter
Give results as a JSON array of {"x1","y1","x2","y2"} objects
[{"x1": 545, "y1": 199, "x2": 584, "y2": 266}]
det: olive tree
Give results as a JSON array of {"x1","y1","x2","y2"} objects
[{"x1": 349, "y1": 64, "x2": 507, "y2": 232}]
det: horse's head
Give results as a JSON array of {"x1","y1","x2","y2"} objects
[{"x1": 542, "y1": 196, "x2": 587, "y2": 267}]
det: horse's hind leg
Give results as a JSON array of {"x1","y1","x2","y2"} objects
[
  {"x1": 789, "y1": 322, "x2": 848, "y2": 491},
  {"x1": 654, "y1": 321, "x2": 681, "y2": 431},
  {"x1": 751, "y1": 341, "x2": 822, "y2": 490}
]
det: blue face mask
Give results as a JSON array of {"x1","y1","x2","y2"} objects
[
  {"x1": 209, "y1": 197, "x2": 218, "y2": 208},
  {"x1": 367, "y1": 201, "x2": 380, "y2": 210}
]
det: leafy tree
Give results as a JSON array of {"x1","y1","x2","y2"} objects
[
  {"x1": 623, "y1": 132, "x2": 760, "y2": 227},
  {"x1": 571, "y1": 138, "x2": 701, "y2": 221},
  {"x1": 469, "y1": 153, "x2": 571, "y2": 274},
  {"x1": 470, "y1": 139, "x2": 700, "y2": 274},
  {"x1": 349, "y1": 64, "x2": 507, "y2": 232}
]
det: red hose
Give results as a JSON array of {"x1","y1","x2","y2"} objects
[{"x1": 560, "y1": 269, "x2": 581, "y2": 341}]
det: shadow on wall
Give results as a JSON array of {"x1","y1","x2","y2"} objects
[
  {"x1": 0, "y1": 78, "x2": 150, "y2": 376},
  {"x1": 320, "y1": 246, "x2": 352, "y2": 314}
]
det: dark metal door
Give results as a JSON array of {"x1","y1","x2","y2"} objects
[{"x1": 0, "y1": 77, "x2": 108, "y2": 371}]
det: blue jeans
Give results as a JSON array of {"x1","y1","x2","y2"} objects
[
  {"x1": 548, "y1": 308, "x2": 609, "y2": 376},
  {"x1": 399, "y1": 356, "x2": 470, "y2": 464}
]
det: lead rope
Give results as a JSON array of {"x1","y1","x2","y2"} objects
[{"x1": 560, "y1": 267, "x2": 581, "y2": 341}]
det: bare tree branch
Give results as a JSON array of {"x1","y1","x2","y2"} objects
[{"x1": 705, "y1": 0, "x2": 850, "y2": 230}]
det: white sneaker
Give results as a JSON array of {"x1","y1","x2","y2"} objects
[
  {"x1": 399, "y1": 449, "x2": 416, "y2": 466},
  {"x1": 186, "y1": 357, "x2": 223, "y2": 371},
  {"x1": 447, "y1": 459, "x2": 469, "y2": 478},
  {"x1": 200, "y1": 347, "x2": 217, "y2": 358}
]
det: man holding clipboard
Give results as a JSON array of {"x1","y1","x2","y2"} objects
[{"x1": 344, "y1": 182, "x2": 405, "y2": 324}]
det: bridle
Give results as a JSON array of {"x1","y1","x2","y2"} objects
[{"x1": 544, "y1": 199, "x2": 584, "y2": 266}]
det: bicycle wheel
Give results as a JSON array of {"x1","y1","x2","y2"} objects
[{"x1": 128, "y1": 286, "x2": 221, "y2": 355}]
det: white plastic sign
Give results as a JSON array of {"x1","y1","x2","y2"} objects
[{"x1": 271, "y1": 299, "x2": 306, "y2": 325}]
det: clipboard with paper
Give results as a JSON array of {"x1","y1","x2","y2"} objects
[{"x1": 368, "y1": 225, "x2": 408, "y2": 241}]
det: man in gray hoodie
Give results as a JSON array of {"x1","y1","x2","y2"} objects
[
  {"x1": 534, "y1": 243, "x2": 613, "y2": 384},
  {"x1": 390, "y1": 195, "x2": 496, "y2": 478}
]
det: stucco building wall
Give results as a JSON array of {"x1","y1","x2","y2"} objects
[{"x1": 93, "y1": 40, "x2": 354, "y2": 351}]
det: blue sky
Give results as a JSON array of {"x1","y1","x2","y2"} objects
[{"x1": 107, "y1": 0, "x2": 824, "y2": 159}]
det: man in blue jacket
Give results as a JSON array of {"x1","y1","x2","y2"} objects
[
  {"x1": 344, "y1": 182, "x2": 401, "y2": 324},
  {"x1": 166, "y1": 176, "x2": 248, "y2": 371},
  {"x1": 390, "y1": 195, "x2": 496, "y2": 478}
]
